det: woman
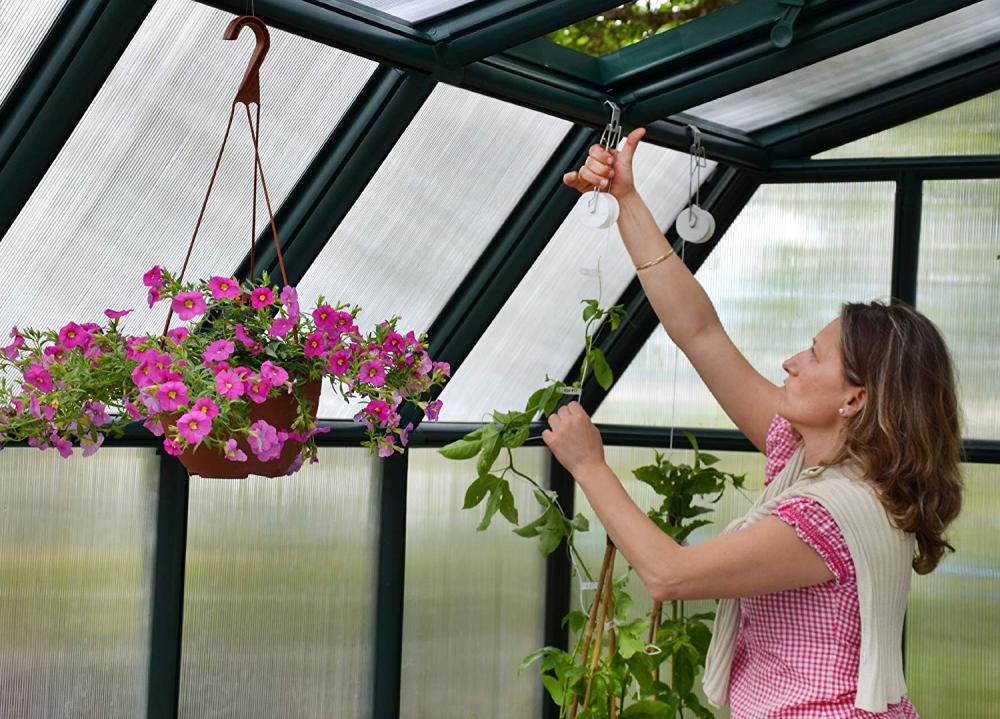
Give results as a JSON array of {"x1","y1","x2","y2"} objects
[{"x1": 543, "y1": 128, "x2": 963, "y2": 718}]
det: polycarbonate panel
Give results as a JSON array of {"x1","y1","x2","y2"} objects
[
  {"x1": 917, "y1": 180, "x2": 1000, "y2": 440},
  {"x1": 348, "y1": 0, "x2": 476, "y2": 22},
  {"x1": 0, "y1": 0, "x2": 375, "y2": 340},
  {"x1": 305, "y1": 85, "x2": 570, "y2": 418},
  {"x1": 572, "y1": 446, "x2": 763, "y2": 717},
  {"x1": 0, "y1": 0, "x2": 66, "y2": 105},
  {"x1": 0, "y1": 448, "x2": 157, "y2": 718},
  {"x1": 178, "y1": 449, "x2": 379, "y2": 718},
  {"x1": 687, "y1": 1, "x2": 1000, "y2": 131},
  {"x1": 437, "y1": 145, "x2": 712, "y2": 421},
  {"x1": 402, "y1": 448, "x2": 548, "y2": 718},
  {"x1": 594, "y1": 183, "x2": 894, "y2": 429},
  {"x1": 906, "y1": 463, "x2": 1000, "y2": 718},
  {"x1": 817, "y1": 90, "x2": 1000, "y2": 158}
]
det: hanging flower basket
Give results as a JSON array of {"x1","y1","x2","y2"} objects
[{"x1": 0, "y1": 16, "x2": 449, "y2": 476}]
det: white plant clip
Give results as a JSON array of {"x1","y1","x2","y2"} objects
[
  {"x1": 675, "y1": 124, "x2": 715, "y2": 244},
  {"x1": 576, "y1": 101, "x2": 622, "y2": 230}
]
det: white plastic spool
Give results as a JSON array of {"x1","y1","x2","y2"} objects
[
  {"x1": 575, "y1": 191, "x2": 619, "y2": 230},
  {"x1": 675, "y1": 204, "x2": 715, "y2": 244}
]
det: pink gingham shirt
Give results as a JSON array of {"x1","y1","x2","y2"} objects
[{"x1": 727, "y1": 415, "x2": 919, "y2": 718}]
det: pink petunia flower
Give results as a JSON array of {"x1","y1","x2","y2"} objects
[
  {"x1": 166, "y1": 327, "x2": 190, "y2": 343},
  {"x1": 143, "y1": 265, "x2": 163, "y2": 288},
  {"x1": 268, "y1": 316, "x2": 296, "y2": 338},
  {"x1": 202, "y1": 339, "x2": 235, "y2": 365},
  {"x1": 224, "y1": 438, "x2": 248, "y2": 462},
  {"x1": 162, "y1": 437, "x2": 183, "y2": 456},
  {"x1": 246, "y1": 376, "x2": 272, "y2": 404},
  {"x1": 156, "y1": 381, "x2": 190, "y2": 412},
  {"x1": 104, "y1": 308, "x2": 133, "y2": 319},
  {"x1": 147, "y1": 288, "x2": 161, "y2": 308},
  {"x1": 247, "y1": 419, "x2": 283, "y2": 461},
  {"x1": 144, "y1": 417, "x2": 164, "y2": 437},
  {"x1": 333, "y1": 311, "x2": 355, "y2": 334},
  {"x1": 425, "y1": 399, "x2": 443, "y2": 421},
  {"x1": 83, "y1": 401, "x2": 111, "y2": 426},
  {"x1": 58, "y1": 322, "x2": 91, "y2": 350},
  {"x1": 382, "y1": 332, "x2": 405, "y2": 354},
  {"x1": 400, "y1": 422, "x2": 414, "y2": 447},
  {"x1": 280, "y1": 286, "x2": 300, "y2": 320},
  {"x1": 125, "y1": 399, "x2": 144, "y2": 420},
  {"x1": 359, "y1": 359, "x2": 386, "y2": 388},
  {"x1": 215, "y1": 369, "x2": 245, "y2": 399},
  {"x1": 312, "y1": 305, "x2": 335, "y2": 331},
  {"x1": 260, "y1": 361, "x2": 288, "y2": 386},
  {"x1": 234, "y1": 323, "x2": 260, "y2": 352},
  {"x1": 43, "y1": 344, "x2": 67, "y2": 364},
  {"x1": 303, "y1": 331, "x2": 326, "y2": 358},
  {"x1": 51, "y1": 434, "x2": 74, "y2": 458},
  {"x1": 327, "y1": 349, "x2": 351, "y2": 376},
  {"x1": 208, "y1": 276, "x2": 241, "y2": 300},
  {"x1": 81, "y1": 434, "x2": 105, "y2": 457},
  {"x1": 24, "y1": 363, "x2": 53, "y2": 393},
  {"x1": 364, "y1": 399, "x2": 390, "y2": 424},
  {"x1": 377, "y1": 435, "x2": 396, "y2": 458},
  {"x1": 432, "y1": 361, "x2": 452, "y2": 378},
  {"x1": 177, "y1": 410, "x2": 212, "y2": 444},
  {"x1": 2, "y1": 328, "x2": 24, "y2": 360},
  {"x1": 191, "y1": 397, "x2": 219, "y2": 419},
  {"x1": 172, "y1": 291, "x2": 207, "y2": 322},
  {"x1": 285, "y1": 452, "x2": 305, "y2": 476},
  {"x1": 250, "y1": 287, "x2": 274, "y2": 308}
]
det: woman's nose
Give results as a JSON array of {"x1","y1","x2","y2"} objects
[{"x1": 782, "y1": 356, "x2": 796, "y2": 375}]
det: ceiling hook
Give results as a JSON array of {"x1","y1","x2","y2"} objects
[
  {"x1": 223, "y1": 15, "x2": 271, "y2": 106},
  {"x1": 770, "y1": 0, "x2": 804, "y2": 49}
]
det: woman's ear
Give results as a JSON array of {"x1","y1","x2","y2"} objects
[{"x1": 843, "y1": 387, "x2": 867, "y2": 418}]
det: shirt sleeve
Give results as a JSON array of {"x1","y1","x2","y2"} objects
[
  {"x1": 772, "y1": 497, "x2": 855, "y2": 584},
  {"x1": 764, "y1": 414, "x2": 801, "y2": 486}
]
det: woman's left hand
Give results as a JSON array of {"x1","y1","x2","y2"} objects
[{"x1": 541, "y1": 401, "x2": 607, "y2": 479}]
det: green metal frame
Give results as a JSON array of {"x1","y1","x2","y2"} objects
[
  {"x1": 767, "y1": 156, "x2": 1000, "y2": 182},
  {"x1": 0, "y1": 0, "x2": 157, "y2": 241},
  {"x1": 234, "y1": 67, "x2": 435, "y2": 284}
]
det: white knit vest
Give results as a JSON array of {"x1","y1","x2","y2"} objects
[{"x1": 702, "y1": 445, "x2": 915, "y2": 713}]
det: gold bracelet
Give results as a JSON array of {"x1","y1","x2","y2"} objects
[{"x1": 635, "y1": 248, "x2": 675, "y2": 272}]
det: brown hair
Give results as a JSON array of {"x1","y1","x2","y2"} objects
[{"x1": 830, "y1": 300, "x2": 963, "y2": 574}]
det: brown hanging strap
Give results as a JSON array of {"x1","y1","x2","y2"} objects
[{"x1": 162, "y1": 15, "x2": 287, "y2": 336}]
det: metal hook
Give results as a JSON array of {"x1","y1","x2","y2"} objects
[
  {"x1": 224, "y1": 15, "x2": 270, "y2": 106},
  {"x1": 770, "y1": 0, "x2": 804, "y2": 49}
]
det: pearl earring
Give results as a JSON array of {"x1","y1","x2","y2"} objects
[{"x1": 838, "y1": 407, "x2": 846, "y2": 415}]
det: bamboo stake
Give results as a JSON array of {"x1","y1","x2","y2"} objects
[
  {"x1": 582, "y1": 549, "x2": 616, "y2": 711},
  {"x1": 568, "y1": 542, "x2": 614, "y2": 719},
  {"x1": 607, "y1": 580, "x2": 617, "y2": 719},
  {"x1": 651, "y1": 600, "x2": 663, "y2": 682}
]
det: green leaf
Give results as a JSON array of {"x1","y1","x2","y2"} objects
[
  {"x1": 503, "y1": 423, "x2": 530, "y2": 448},
  {"x1": 626, "y1": 653, "x2": 654, "y2": 692},
  {"x1": 581, "y1": 299, "x2": 600, "y2": 323},
  {"x1": 477, "y1": 430, "x2": 501, "y2": 477},
  {"x1": 462, "y1": 473, "x2": 498, "y2": 509},
  {"x1": 513, "y1": 514, "x2": 545, "y2": 538},
  {"x1": 699, "y1": 452, "x2": 720, "y2": 466},
  {"x1": 672, "y1": 650, "x2": 695, "y2": 696},
  {"x1": 561, "y1": 610, "x2": 588, "y2": 634},
  {"x1": 621, "y1": 700, "x2": 672, "y2": 718},
  {"x1": 541, "y1": 675, "x2": 566, "y2": 706},
  {"x1": 570, "y1": 513, "x2": 590, "y2": 532},
  {"x1": 438, "y1": 437, "x2": 481, "y2": 460},
  {"x1": 537, "y1": 514, "x2": 566, "y2": 556},
  {"x1": 477, "y1": 484, "x2": 503, "y2": 531},
  {"x1": 587, "y1": 348, "x2": 613, "y2": 390},
  {"x1": 618, "y1": 632, "x2": 646, "y2": 659},
  {"x1": 497, "y1": 480, "x2": 519, "y2": 525}
]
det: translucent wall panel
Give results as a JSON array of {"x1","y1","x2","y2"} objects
[
  {"x1": 573, "y1": 446, "x2": 763, "y2": 718},
  {"x1": 595, "y1": 183, "x2": 895, "y2": 429},
  {"x1": 917, "y1": 180, "x2": 1000, "y2": 440},
  {"x1": 402, "y1": 448, "x2": 547, "y2": 718},
  {"x1": 437, "y1": 146, "x2": 710, "y2": 421},
  {"x1": 349, "y1": 0, "x2": 477, "y2": 23},
  {"x1": 305, "y1": 86, "x2": 570, "y2": 418},
  {"x1": 0, "y1": 0, "x2": 66, "y2": 105},
  {"x1": 0, "y1": 448, "x2": 157, "y2": 718},
  {"x1": 0, "y1": 0, "x2": 375, "y2": 339},
  {"x1": 817, "y1": 90, "x2": 1000, "y2": 158},
  {"x1": 906, "y1": 463, "x2": 1000, "y2": 718},
  {"x1": 687, "y1": 1, "x2": 1000, "y2": 131},
  {"x1": 178, "y1": 450, "x2": 379, "y2": 718}
]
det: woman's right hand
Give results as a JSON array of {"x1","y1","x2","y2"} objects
[{"x1": 563, "y1": 127, "x2": 645, "y2": 200}]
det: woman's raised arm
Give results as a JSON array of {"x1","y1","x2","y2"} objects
[{"x1": 565, "y1": 128, "x2": 781, "y2": 451}]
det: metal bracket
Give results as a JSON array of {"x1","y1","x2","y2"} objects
[{"x1": 771, "y1": 0, "x2": 805, "y2": 49}]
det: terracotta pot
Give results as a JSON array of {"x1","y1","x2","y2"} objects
[{"x1": 173, "y1": 379, "x2": 322, "y2": 479}]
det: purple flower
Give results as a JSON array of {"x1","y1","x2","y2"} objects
[
  {"x1": 51, "y1": 434, "x2": 73, "y2": 458},
  {"x1": 83, "y1": 401, "x2": 111, "y2": 426},
  {"x1": 313, "y1": 305, "x2": 336, "y2": 331},
  {"x1": 25, "y1": 363, "x2": 53, "y2": 393},
  {"x1": 246, "y1": 376, "x2": 272, "y2": 404},
  {"x1": 143, "y1": 265, "x2": 163, "y2": 288},
  {"x1": 432, "y1": 361, "x2": 451, "y2": 378},
  {"x1": 163, "y1": 437, "x2": 183, "y2": 456},
  {"x1": 2, "y1": 328, "x2": 24, "y2": 360},
  {"x1": 131, "y1": 362, "x2": 157, "y2": 388},
  {"x1": 303, "y1": 331, "x2": 326, "y2": 358},
  {"x1": 215, "y1": 369, "x2": 245, "y2": 399},
  {"x1": 192, "y1": 397, "x2": 219, "y2": 419},
  {"x1": 147, "y1": 288, "x2": 160, "y2": 308},
  {"x1": 167, "y1": 327, "x2": 189, "y2": 343},
  {"x1": 58, "y1": 322, "x2": 91, "y2": 350},
  {"x1": 268, "y1": 316, "x2": 296, "y2": 338},
  {"x1": 104, "y1": 308, "x2": 133, "y2": 319},
  {"x1": 250, "y1": 287, "x2": 274, "y2": 309},
  {"x1": 377, "y1": 435, "x2": 395, "y2": 458},
  {"x1": 333, "y1": 311, "x2": 355, "y2": 333},
  {"x1": 425, "y1": 399, "x2": 443, "y2": 422},
  {"x1": 234, "y1": 323, "x2": 260, "y2": 351},
  {"x1": 125, "y1": 400, "x2": 144, "y2": 420},
  {"x1": 364, "y1": 399, "x2": 390, "y2": 424},
  {"x1": 327, "y1": 349, "x2": 351, "y2": 376},
  {"x1": 43, "y1": 344, "x2": 67, "y2": 363},
  {"x1": 172, "y1": 291, "x2": 207, "y2": 322},
  {"x1": 156, "y1": 381, "x2": 190, "y2": 412},
  {"x1": 224, "y1": 439, "x2": 248, "y2": 462},
  {"x1": 81, "y1": 434, "x2": 105, "y2": 457},
  {"x1": 202, "y1": 339, "x2": 235, "y2": 365},
  {"x1": 208, "y1": 276, "x2": 241, "y2": 300},
  {"x1": 143, "y1": 417, "x2": 164, "y2": 437},
  {"x1": 359, "y1": 359, "x2": 386, "y2": 388},
  {"x1": 280, "y1": 286, "x2": 300, "y2": 320},
  {"x1": 260, "y1": 361, "x2": 288, "y2": 386},
  {"x1": 285, "y1": 452, "x2": 305, "y2": 476},
  {"x1": 382, "y1": 332, "x2": 405, "y2": 354},
  {"x1": 400, "y1": 422, "x2": 414, "y2": 448},
  {"x1": 177, "y1": 410, "x2": 212, "y2": 444},
  {"x1": 247, "y1": 419, "x2": 284, "y2": 461}
]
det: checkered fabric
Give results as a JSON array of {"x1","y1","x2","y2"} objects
[{"x1": 726, "y1": 415, "x2": 920, "y2": 718}]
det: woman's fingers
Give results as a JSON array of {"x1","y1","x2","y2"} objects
[
  {"x1": 585, "y1": 156, "x2": 613, "y2": 179},
  {"x1": 562, "y1": 171, "x2": 590, "y2": 192},
  {"x1": 578, "y1": 165, "x2": 608, "y2": 188},
  {"x1": 589, "y1": 144, "x2": 616, "y2": 165}
]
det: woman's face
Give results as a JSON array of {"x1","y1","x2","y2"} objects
[{"x1": 779, "y1": 317, "x2": 860, "y2": 429}]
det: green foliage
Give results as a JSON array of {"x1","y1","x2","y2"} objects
[{"x1": 545, "y1": 0, "x2": 742, "y2": 57}]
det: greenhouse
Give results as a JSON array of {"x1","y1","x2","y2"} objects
[{"x1": 0, "y1": 0, "x2": 998, "y2": 717}]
